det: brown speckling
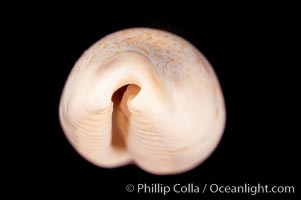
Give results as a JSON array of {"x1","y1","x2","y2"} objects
[
  {"x1": 169, "y1": 57, "x2": 175, "y2": 62},
  {"x1": 85, "y1": 28, "x2": 216, "y2": 87},
  {"x1": 215, "y1": 109, "x2": 219, "y2": 118}
]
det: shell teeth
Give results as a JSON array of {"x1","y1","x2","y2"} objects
[{"x1": 59, "y1": 28, "x2": 226, "y2": 175}]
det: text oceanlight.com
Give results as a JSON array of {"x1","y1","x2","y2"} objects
[{"x1": 125, "y1": 183, "x2": 294, "y2": 196}]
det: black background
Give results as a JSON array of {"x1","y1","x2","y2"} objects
[{"x1": 9, "y1": 2, "x2": 299, "y2": 199}]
